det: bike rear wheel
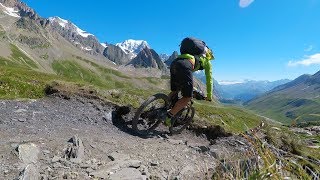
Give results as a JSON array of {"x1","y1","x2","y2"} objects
[
  {"x1": 132, "y1": 93, "x2": 169, "y2": 134},
  {"x1": 169, "y1": 106, "x2": 195, "y2": 135}
]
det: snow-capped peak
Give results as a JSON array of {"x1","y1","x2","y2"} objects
[
  {"x1": 159, "y1": 53, "x2": 170, "y2": 61},
  {"x1": 48, "y1": 16, "x2": 94, "y2": 38},
  {"x1": 116, "y1": 39, "x2": 150, "y2": 55},
  {"x1": 0, "y1": 3, "x2": 20, "y2": 18}
]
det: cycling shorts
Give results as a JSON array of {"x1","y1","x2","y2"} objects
[{"x1": 170, "y1": 59, "x2": 193, "y2": 98}]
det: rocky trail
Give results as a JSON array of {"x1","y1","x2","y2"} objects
[{"x1": 0, "y1": 93, "x2": 255, "y2": 180}]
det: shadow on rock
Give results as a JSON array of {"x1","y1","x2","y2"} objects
[
  {"x1": 111, "y1": 106, "x2": 167, "y2": 139},
  {"x1": 188, "y1": 124, "x2": 232, "y2": 142}
]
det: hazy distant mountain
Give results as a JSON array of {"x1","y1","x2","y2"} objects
[
  {"x1": 246, "y1": 71, "x2": 320, "y2": 126},
  {"x1": 194, "y1": 70, "x2": 290, "y2": 103},
  {"x1": 218, "y1": 79, "x2": 291, "y2": 103}
]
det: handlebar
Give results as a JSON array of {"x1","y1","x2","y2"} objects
[{"x1": 192, "y1": 89, "x2": 206, "y2": 100}]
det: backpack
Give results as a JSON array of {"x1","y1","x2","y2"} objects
[{"x1": 180, "y1": 37, "x2": 206, "y2": 56}]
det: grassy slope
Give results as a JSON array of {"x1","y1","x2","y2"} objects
[
  {"x1": 194, "y1": 101, "x2": 262, "y2": 133},
  {"x1": 246, "y1": 91, "x2": 320, "y2": 126},
  {"x1": 0, "y1": 44, "x2": 53, "y2": 99},
  {"x1": 262, "y1": 123, "x2": 320, "y2": 169}
]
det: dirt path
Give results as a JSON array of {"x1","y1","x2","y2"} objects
[{"x1": 0, "y1": 95, "x2": 253, "y2": 179}]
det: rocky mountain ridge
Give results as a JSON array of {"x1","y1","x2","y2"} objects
[
  {"x1": 48, "y1": 16, "x2": 105, "y2": 56},
  {"x1": 103, "y1": 43, "x2": 131, "y2": 65},
  {"x1": 0, "y1": 0, "x2": 49, "y2": 27},
  {"x1": 0, "y1": 0, "x2": 171, "y2": 70},
  {"x1": 129, "y1": 47, "x2": 166, "y2": 70},
  {"x1": 164, "y1": 51, "x2": 179, "y2": 66}
]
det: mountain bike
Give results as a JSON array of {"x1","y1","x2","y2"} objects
[{"x1": 132, "y1": 89, "x2": 205, "y2": 135}]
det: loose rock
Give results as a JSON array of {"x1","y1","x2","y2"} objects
[
  {"x1": 18, "y1": 143, "x2": 40, "y2": 164},
  {"x1": 109, "y1": 168, "x2": 144, "y2": 180}
]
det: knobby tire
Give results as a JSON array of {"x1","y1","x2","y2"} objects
[
  {"x1": 169, "y1": 106, "x2": 195, "y2": 135},
  {"x1": 132, "y1": 93, "x2": 169, "y2": 134}
]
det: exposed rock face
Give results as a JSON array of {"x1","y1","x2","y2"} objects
[
  {"x1": 103, "y1": 44, "x2": 131, "y2": 65},
  {"x1": 164, "y1": 51, "x2": 179, "y2": 66},
  {"x1": 0, "y1": 0, "x2": 49, "y2": 27},
  {"x1": 128, "y1": 47, "x2": 166, "y2": 70},
  {"x1": 48, "y1": 17, "x2": 105, "y2": 56},
  {"x1": 64, "y1": 135, "x2": 85, "y2": 164},
  {"x1": 0, "y1": 0, "x2": 105, "y2": 56}
]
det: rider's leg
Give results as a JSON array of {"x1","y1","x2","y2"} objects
[
  {"x1": 166, "y1": 58, "x2": 193, "y2": 125},
  {"x1": 168, "y1": 96, "x2": 192, "y2": 116},
  {"x1": 167, "y1": 91, "x2": 178, "y2": 100}
]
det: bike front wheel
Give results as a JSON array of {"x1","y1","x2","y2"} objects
[
  {"x1": 169, "y1": 106, "x2": 195, "y2": 135},
  {"x1": 132, "y1": 93, "x2": 169, "y2": 134}
]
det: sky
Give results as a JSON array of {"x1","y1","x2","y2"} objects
[{"x1": 22, "y1": 0, "x2": 320, "y2": 83}]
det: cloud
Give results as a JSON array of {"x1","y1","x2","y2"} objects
[
  {"x1": 288, "y1": 53, "x2": 320, "y2": 67},
  {"x1": 239, "y1": 0, "x2": 255, "y2": 8},
  {"x1": 218, "y1": 80, "x2": 244, "y2": 85},
  {"x1": 304, "y1": 45, "x2": 313, "y2": 52}
]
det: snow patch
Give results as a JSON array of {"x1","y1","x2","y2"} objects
[
  {"x1": 101, "y1": 43, "x2": 108, "y2": 48},
  {"x1": 74, "y1": 24, "x2": 93, "y2": 38},
  {"x1": 48, "y1": 16, "x2": 94, "y2": 38},
  {"x1": 81, "y1": 46, "x2": 92, "y2": 51},
  {"x1": 0, "y1": 3, "x2": 20, "y2": 18},
  {"x1": 48, "y1": 16, "x2": 68, "y2": 28},
  {"x1": 128, "y1": 53, "x2": 137, "y2": 59}
]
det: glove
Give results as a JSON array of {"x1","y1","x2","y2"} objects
[{"x1": 205, "y1": 47, "x2": 214, "y2": 60}]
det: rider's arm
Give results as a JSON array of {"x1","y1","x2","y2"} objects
[{"x1": 203, "y1": 60, "x2": 213, "y2": 101}]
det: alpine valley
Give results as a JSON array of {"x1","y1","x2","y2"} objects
[{"x1": 246, "y1": 71, "x2": 320, "y2": 126}]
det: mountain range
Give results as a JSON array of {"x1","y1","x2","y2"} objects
[
  {"x1": 217, "y1": 79, "x2": 291, "y2": 103},
  {"x1": 246, "y1": 70, "x2": 320, "y2": 126},
  {"x1": 193, "y1": 71, "x2": 290, "y2": 103},
  {"x1": 0, "y1": 0, "x2": 168, "y2": 72}
]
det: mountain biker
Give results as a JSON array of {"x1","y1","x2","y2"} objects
[{"x1": 165, "y1": 37, "x2": 215, "y2": 126}]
